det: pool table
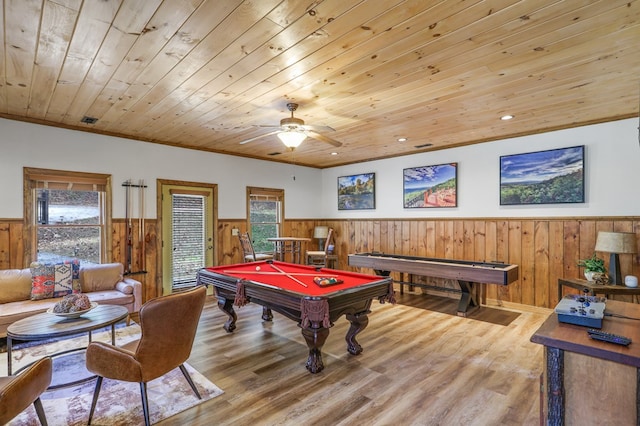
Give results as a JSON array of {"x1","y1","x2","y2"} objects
[
  {"x1": 349, "y1": 252, "x2": 519, "y2": 316},
  {"x1": 197, "y1": 260, "x2": 395, "y2": 373}
]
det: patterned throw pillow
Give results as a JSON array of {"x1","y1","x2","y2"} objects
[{"x1": 30, "y1": 260, "x2": 81, "y2": 300}]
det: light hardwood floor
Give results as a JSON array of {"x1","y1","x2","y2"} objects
[{"x1": 162, "y1": 286, "x2": 552, "y2": 425}]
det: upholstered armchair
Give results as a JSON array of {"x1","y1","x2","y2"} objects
[
  {"x1": 0, "y1": 356, "x2": 52, "y2": 425},
  {"x1": 85, "y1": 286, "x2": 207, "y2": 426}
]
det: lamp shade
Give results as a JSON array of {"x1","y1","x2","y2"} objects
[
  {"x1": 595, "y1": 232, "x2": 638, "y2": 254},
  {"x1": 277, "y1": 130, "x2": 306, "y2": 148},
  {"x1": 313, "y1": 226, "x2": 329, "y2": 239}
]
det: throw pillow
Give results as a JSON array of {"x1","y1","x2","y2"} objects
[{"x1": 30, "y1": 260, "x2": 81, "y2": 300}]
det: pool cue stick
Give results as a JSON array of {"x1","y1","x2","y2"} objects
[
  {"x1": 139, "y1": 179, "x2": 146, "y2": 272},
  {"x1": 125, "y1": 179, "x2": 133, "y2": 274},
  {"x1": 222, "y1": 270, "x2": 336, "y2": 277},
  {"x1": 267, "y1": 261, "x2": 308, "y2": 287}
]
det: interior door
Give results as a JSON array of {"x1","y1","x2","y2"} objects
[{"x1": 160, "y1": 183, "x2": 216, "y2": 295}]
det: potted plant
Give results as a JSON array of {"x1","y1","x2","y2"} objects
[{"x1": 577, "y1": 253, "x2": 606, "y2": 281}]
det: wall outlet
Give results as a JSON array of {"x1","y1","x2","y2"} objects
[{"x1": 232, "y1": 228, "x2": 239, "y2": 236}]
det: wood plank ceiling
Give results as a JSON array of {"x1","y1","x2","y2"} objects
[{"x1": 0, "y1": 0, "x2": 638, "y2": 168}]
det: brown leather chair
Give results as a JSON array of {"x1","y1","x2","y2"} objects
[
  {"x1": 0, "y1": 356, "x2": 52, "y2": 425},
  {"x1": 85, "y1": 286, "x2": 207, "y2": 426}
]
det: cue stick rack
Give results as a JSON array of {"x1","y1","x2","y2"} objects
[{"x1": 122, "y1": 179, "x2": 148, "y2": 276}]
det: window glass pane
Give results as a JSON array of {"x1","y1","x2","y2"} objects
[
  {"x1": 37, "y1": 226, "x2": 101, "y2": 264},
  {"x1": 37, "y1": 189, "x2": 100, "y2": 225},
  {"x1": 249, "y1": 196, "x2": 281, "y2": 253},
  {"x1": 251, "y1": 223, "x2": 277, "y2": 253},
  {"x1": 36, "y1": 189, "x2": 103, "y2": 264}
]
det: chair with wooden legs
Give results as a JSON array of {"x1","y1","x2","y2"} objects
[
  {"x1": 85, "y1": 286, "x2": 206, "y2": 426},
  {"x1": 306, "y1": 227, "x2": 334, "y2": 267},
  {"x1": 239, "y1": 232, "x2": 274, "y2": 262}
]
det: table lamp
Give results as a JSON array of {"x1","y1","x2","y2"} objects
[
  {"x1": 595, "y1": 231, "x2": 638, "y2": 285},
  {"x1": 313, "y1": 226, "x2": 329, "y2": 250}
]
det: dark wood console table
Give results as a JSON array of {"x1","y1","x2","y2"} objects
[
  {"x1": 558, "y1": 277, "x2": 640, "y2": 302},
  {"x1": 531, "y1": 299, "x2": 640, "y2": 424}
]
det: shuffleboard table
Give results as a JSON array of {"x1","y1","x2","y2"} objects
[
  {"x1": 197, "y1": 260, "x2": 395, "y2": 373},
  {"x1": 348, "y1": 252, "x2": 518, "y2": 316}
]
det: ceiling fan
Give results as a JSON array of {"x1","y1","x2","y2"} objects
[{"x1": 239, "y1": 103, "x2": 343, "y2": 149}]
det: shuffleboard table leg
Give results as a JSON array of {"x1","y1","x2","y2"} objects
[
  {"x1": 457, "y1": 280, "x2": 479, "y2": 317},
  {"x1": 217, "y1": 297, "x2": 237, "y2": 333},
  {"x1": 345, "y1": 311, "x2": 369, "y2": 355},
  {"x1": 301, "y1": 326, "x2": 330, "y2": 373}
]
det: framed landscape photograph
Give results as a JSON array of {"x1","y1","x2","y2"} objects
[
  {"x1": 500, "y1": 145, "x2": 585, "y2": 205},
  {"x1": 338, "y1": 173, "x2": 375, "y2": 210},
  {"x1": 403, "y1": 163, "x2": 458, "y2": 208}
]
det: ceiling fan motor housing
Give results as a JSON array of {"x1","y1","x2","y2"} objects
[{"x1": 280, "y1": 116, "x2": 305, "y2": 130}]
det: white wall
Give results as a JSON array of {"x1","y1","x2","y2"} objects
[
  {"x1": 1, "y1": 117, "x2": 638, "y2": 220},
  {"x1": 322, "y1": 118, "x2": 640, "y2": 218},
  {"x1": 0, "y1": 118, "x2": 323, "y2": 219}
]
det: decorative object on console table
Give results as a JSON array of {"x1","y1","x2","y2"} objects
[
  {"x1": 595, "y1": 231, "x2": 637, "y2": 285},
  {"x1": 577, "y1": 253, "x2": 607, "y2": 282},
  {"x1": 313, "y1": 226, "x2": 329, "y2": 250}
]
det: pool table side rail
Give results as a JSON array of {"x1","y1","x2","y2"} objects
[{"x1": 348, "y1": 253, "x2": 519, "y2": 285}]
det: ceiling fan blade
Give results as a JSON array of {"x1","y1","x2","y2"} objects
[
  {"x1": 239, "y1": 130, "x2": 280, "y2": 145},
  {"x1": 306, "y1": 131, "x2": 343, "y2": 147},
  {"x1": 302, "y1": 124, "x2": 335, "y2": 132}
]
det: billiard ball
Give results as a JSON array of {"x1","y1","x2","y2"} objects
[{"x1": 256, "y1": 266, "x2": 261, "y2": 271}]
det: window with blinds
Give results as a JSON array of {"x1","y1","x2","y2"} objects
[
  {"x1": 171, "y1": 194, "x2": 206, "y2": 288},
  {"x1": 24, "y1": 168, "x2": 111, "y2": 265},
  {"x1": 247, "y1": 187, "x2": 284, "y2": 253}
]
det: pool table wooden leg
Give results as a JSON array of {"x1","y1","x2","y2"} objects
[
  {"x1": 345, "y1": 311, "x2": 369, "y2": 355},
  {"x1": 301, "y1": 325, "x2": 330, "y2": 373},
  {"x1": 262, "y1": 307, "x2": 273, "y2": 321},
  {"x1": 217, "y1": 297, "x2": 237, "y2": 332}
]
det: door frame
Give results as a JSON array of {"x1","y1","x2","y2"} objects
[{"x1": 157, "y1": 179, "x2": 218, "y2": 297}]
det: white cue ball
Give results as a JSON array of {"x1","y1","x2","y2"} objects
[{"x1": 256, "y1": 266, "x2": 261, "y2": 271}]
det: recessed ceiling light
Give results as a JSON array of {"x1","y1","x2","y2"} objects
[
  {"x1": 397, "y1": 137, "x2": 407, "y2": 142},
  {"x1": 500, "y1": 115, "x2": 514, "y2": 120},
  {"x1": 330, "y1": 152, "x2": 338, "y2": 155}
]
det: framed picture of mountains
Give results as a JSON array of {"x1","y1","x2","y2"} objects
[
  {"x1": 403, "y1": 163, "x2": 457, "y2": 208},
  {"x1": 338, "y1": 172, "x2": 375, "y2": 210},
  {"x1": 500, "y1": 145, "x2": 585, "y2": 205}
]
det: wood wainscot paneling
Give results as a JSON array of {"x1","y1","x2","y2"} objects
[{"x1": 2, "y1": 217, "x2": 638, "y2": 310}]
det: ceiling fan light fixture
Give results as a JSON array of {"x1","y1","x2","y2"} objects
[{"x1": 277, "y1": 130, "x2": 306, "y2": 148}]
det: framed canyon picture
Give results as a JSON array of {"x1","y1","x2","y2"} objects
[{"x1": 403, "y1": 163, "x2": 457, "y2": 208}]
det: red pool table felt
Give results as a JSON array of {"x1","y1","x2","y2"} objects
[{"x1": 204, "y1": 260, "x2": 385, "y2": 296}]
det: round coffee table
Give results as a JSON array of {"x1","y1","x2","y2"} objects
[{"x1": 7, "y1": 304, "x2": 129, "y2": 389}]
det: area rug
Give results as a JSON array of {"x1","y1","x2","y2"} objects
[{"x1": 1, "y1": 324, "x2": 223, "y2": 425}]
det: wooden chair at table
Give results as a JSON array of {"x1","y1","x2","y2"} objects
[
  {"x1": 239, "y1": 231, "x2": 275, "y2": 320},
  {"x1": 0, "y1": 356, "x2": 52, "y2": 426},
  {"x1": 238, "y1": 232, "x2": 274, "y2": 262},
  {"x1": 85, "y1": 286, "x2": 206, "y2": 426},
  {"x1": 306, "y1": 227, "x2": 334, "y2": 267}
]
